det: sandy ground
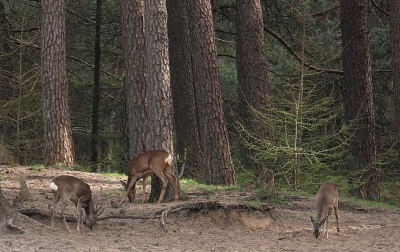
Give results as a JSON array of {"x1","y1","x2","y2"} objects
[{"x1": 0, "y1": 166, "x2": 400, "y2": 252}]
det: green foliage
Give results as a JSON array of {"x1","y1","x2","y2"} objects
[
  {"x1": 379, "y1": 182, "x2": 400, "y2": 206},
  {"x1": 267, "y1": 196, "x2": 290, "y2": 205},
  {"x1": 73, "y1": 164, "x2": 92, "y2": 173},
  {"x1": 55, "y1": 163, "x2": 70, "y2": 170},
  {"x1": 0, "y1": 0, "x2": 126, "y2": 171},
  {"x1": 27, "y1": 165, "x2": 44, "y2": 172},
  {"x1": 1, "y1": 0, "x2": 399, "y2": 198},
  {"x1": 236, "y1": 77, "x2": 350, "y2": 191},
  {"x1": 340, "y1": 195, "x2": 399, "y2": 210},
  {"x1": 100, "y1": 171, "x2": 125, "y2": 179},
  {"x1": 244, "y1": 196, "x2": 264, "y2": 205},
  {"x1": 179, "y1": 178, "x2": 241, "y2": 194},
  {"x1": 235, "y1": 171, "x2": 255, "y2": 186}
]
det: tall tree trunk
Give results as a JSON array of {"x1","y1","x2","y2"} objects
[
  {"x1": 236, "y1": 0, "x2": 273, "y2": 176},
  {"x1": 91, "y1": 0, "x2": 102, "y2": 171},
  {"x1": 145, "y1": 0, "x2": 177, "y2": 202},
  {"x1": 340, "y1": 0, "x2": 378, "y2": 200},
  {"x1": 120, "y1": 0, "x2": 148, "y2": 160},
  {"x1": 41, "y1": 0, "x2": 74, "y2": 167},
  {"x1": 390, "y1": 0, "x2": 400, "y2": 176},
  {"x1": 187, "y1": 0, "x2": 236, "y2": 185},
  {"x1": 167, "y1": 0, "x2": 200, "y2": 178}
]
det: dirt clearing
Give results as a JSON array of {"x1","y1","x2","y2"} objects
[{"x1": 1, "y1": 166, "x2": 400, "y2": 251}]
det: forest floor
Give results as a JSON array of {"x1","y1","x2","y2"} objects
[{"x1": 1, "y1": 165, "x2": 400, "y2": 251}]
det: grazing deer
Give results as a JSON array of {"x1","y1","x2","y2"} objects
[
  {"x1": 50, "y1": 175, "x2": 103, "y2": 232},
  {"x1": 310, "y1": 181, "x2": 340, "y2": 239},
  {"x1": 120, "y1": 150, "x2": 178, "y2": 204}
]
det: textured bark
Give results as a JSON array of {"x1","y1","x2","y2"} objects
[
  {"x1": 391, "y1": 0, "x2": 400, "y2": 177},
  {"x1": 145, "y1": 0, "x2": 177, "y2": 201},
  {"x1": 120, "y1": 0, "x2": 148, "y2": 160},
  {"x1": 187, "y1": 0, "x2": 236, "y2": 185},
  {"x1": 41, "y1": 0, "x2": 74, "y2": 167},
  {"x1": 340, "y1": 0, "x2": 378, "y2": 200},
  {"x1": 167, "y1": 0, "x2": 201, "y2": 177},
  {"x1": 236, "y1": 0, "x2": 273, "y2": 173}
]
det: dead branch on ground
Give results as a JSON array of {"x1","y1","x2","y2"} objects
[{"x1": 18, "y1": 201, "x2": 274, "y2": 232}]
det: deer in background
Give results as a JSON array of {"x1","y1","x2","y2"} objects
[
  {"x1": 310, "y1": 181, "x2": 340, "y2": 239},
  {"x1": 50, "y1": 175, "x2": 103, "y2": 232},
  {"x1": 120, "y1": 150, "x2": 178, "y2": 204}
]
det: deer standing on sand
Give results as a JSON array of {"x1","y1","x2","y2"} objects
[
  {"x1": 120, "y1": 150, "x2": 178, "y2": 204},
  {"x1": 50, "y1": 175, "x2": 103, "y2": 232},
  {"x1": 310, "y1": 181, "x2": 340, "y2": 239}
]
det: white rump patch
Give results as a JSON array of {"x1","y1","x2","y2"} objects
[
  {"x1": 50, "y1": 181, "x2": 58, "y2": 191},
  {"x1": 165, "y1": 154, "x2": 172, "y2": 164}
]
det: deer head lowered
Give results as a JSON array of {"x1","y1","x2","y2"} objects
[
  {"x1": 50, "y1": 175, "x2": 103, "y2": 232},
  {"x1": 120, "y1": 150, "x2": 179, "y2": 204},
  {"x1": 310, "y1": 181, "x2": 340, "y2": 239}
]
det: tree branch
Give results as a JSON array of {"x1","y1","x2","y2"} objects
[
  {"x1": 9, "y1": 38, "x2": 122, "y2": 81},
  {"x1": 264, "y1": 27, "x2": 343, "y2": 75},
  {"x1": 370, "y1": 0, "x2": 389, "y2": 16}
]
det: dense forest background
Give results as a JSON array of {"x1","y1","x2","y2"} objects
[{"x1": 0, "y1": 0, "x2": 398, "y2": 201}]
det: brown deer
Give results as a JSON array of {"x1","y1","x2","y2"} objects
[
  {"x1": 120, "y1": 150, "x2": 178, "y2": 204},
  {"x1": 310, "y1": 181, "x2": 340, "y2": 239},
  {"x1": 50, "y1": 175, "x2": 103, "y2": 232}
]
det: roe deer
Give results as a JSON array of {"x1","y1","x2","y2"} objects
[
  {"x1": 120, "y1": 150, "x2": 178, "y2": 204},
  {"x1": 310, "y1": 181, "x2": 340, "y2": 239},
  {"x1": 50, "y1": 175, "x2": 103, "y2": 232}
]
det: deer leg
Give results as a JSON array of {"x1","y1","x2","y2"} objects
[
  {"x1": 51, "y1": 192, "x2": 60, "y2": 228},
  {"x1": 164, "y1": 171, "x2": 178, "y2": 202},
  {"x1": 121, "y1": 176, "x2": 138, "y2": 203},
  {"x1": 334, "y1": 204, "x2": 340, "y2": 233},
  {"x1": 60, "y1": 201, "x2": 71, "y2": 232},
  {"x1": 141, "y1": 176, "x2": 148, "y2": 204},
  {"x1": 80, "y1": 208, "x2": 84, "y2": 230},
  {"x1": 76, "y1": 196, "x2": 83, "y2": 231},
  {"x1": 58, "y1": 192, "x2": 72, "y2": 232},
  {"x1": 154, "y1": 171, "x2": 169, "y2": 204},
  {"x1": 325, "y1": 215, "x2": 330, "y2": 238}
]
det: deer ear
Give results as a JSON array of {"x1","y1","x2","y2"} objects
[
  {"x1": 120, "y1": 180, "x2": 127, "y2": 190},
  {"x1": 319, "y1": 217, "x2": 327, "y2": 225},
  {"x1": 310, "y1": 216, "x2": 315, "y2": 223}
]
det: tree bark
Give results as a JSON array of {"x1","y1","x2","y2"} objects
[
  {"x1": 187, "y1": 0, "x2": 236, "y2": 185},
  {"x1": 340, "y1": 0, "x2": 378, "y2": 200},
  {"x1": 167, "y1": 0, "x2": 201, "y2": 178},
  {"x1": 41, "y1": 0, "x2": 74, "y2": 167},
  {"x1": 145, "y1": 0, "x2": 177, "y2": 202},
  {"x1": 390, "y1": 0, "x2": 400, "y2": 177},
  {"x1": 236, "y1": 0, "x2": 273, "y2": 174},
  {"x1": 120, "y1": 0, "x2": 148, "y2": 161}
]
